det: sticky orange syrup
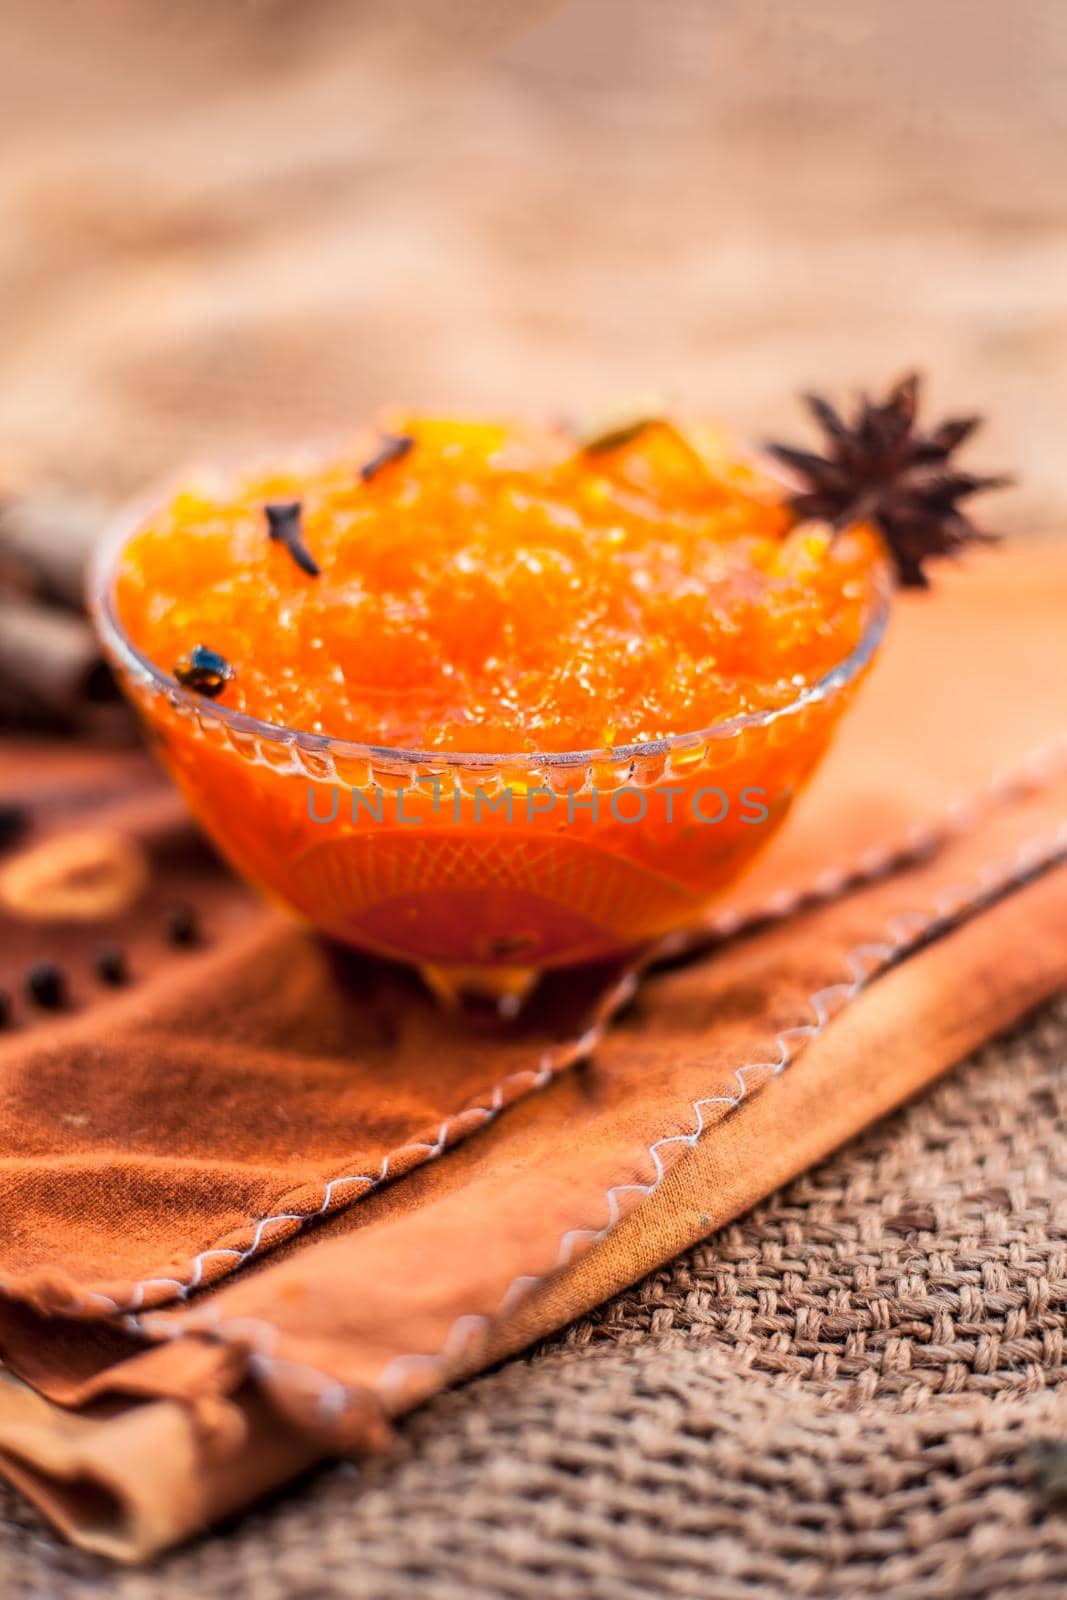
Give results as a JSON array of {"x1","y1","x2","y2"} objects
[{"x1": 104, "y1": 417, "x2": 889, "y2": 1001}]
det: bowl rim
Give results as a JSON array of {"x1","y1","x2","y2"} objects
[{"x1": 88, "y1": 480, "x2": 893, "y2": 773}]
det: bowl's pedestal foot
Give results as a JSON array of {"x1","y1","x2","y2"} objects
[{"x1": 418, "y1": 962, "x2": 540, "y2": 1017}]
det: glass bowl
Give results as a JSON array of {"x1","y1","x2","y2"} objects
[{"x1": 90, "y1": 497, "x2": 890, "y2": 1002}]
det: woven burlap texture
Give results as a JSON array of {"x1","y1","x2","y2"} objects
[
  {"x1": 3, "y1": 992, "x2": 1064, "y2": 1599},
  {"x1": 4, "y1": 4, "x2": 1067, "y2": 1589}
]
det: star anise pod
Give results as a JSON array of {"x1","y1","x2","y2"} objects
[{"x1": 767, "y1": 373, "x2": 1009, "y2": 588}]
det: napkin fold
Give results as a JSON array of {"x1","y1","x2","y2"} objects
[{"x1": 0, "y1": 545, "x2": 1066, "y2": 1560}]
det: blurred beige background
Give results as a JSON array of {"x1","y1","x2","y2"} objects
[{"x1": 1, "y1": 0, "x2": 1065, "y2": 530}]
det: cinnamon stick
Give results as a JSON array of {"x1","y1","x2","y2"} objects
[
  {"x1": 0, "y1": 593, "x2": 125, "y2": 735},
  {"x1": 0, "y1": 490, "x2": 111, "y2": 612}
]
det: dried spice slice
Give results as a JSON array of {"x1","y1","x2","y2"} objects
[{"x1": 0, "y1": 829, "x2": 149, "y2": 922}]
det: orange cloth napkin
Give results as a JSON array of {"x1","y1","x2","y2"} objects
[{"x1": 0, "y1": 544, "x2": 1066, "y2": 1560}]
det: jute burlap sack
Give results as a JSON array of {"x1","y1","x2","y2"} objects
[
  {"x1": 3, "y1": 5, "x2": 1066, "y2": 1590},
  {"x1": 4, "y1": 993, "x2": 1064, "y2": 1599}
]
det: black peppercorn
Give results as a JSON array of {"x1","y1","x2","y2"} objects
[
  {"x1": 94, "y1": 945, "x2": 129, "y2": 986},
  {"x1": 166, "y1": 903, "x2": 201, "y2": 947},
  {"x1": 26, "y1": 961, "x2": 68, "y2": 1010},
  {"x1": 0, "y1": 802, "x2": 28, "y2": 852}
]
